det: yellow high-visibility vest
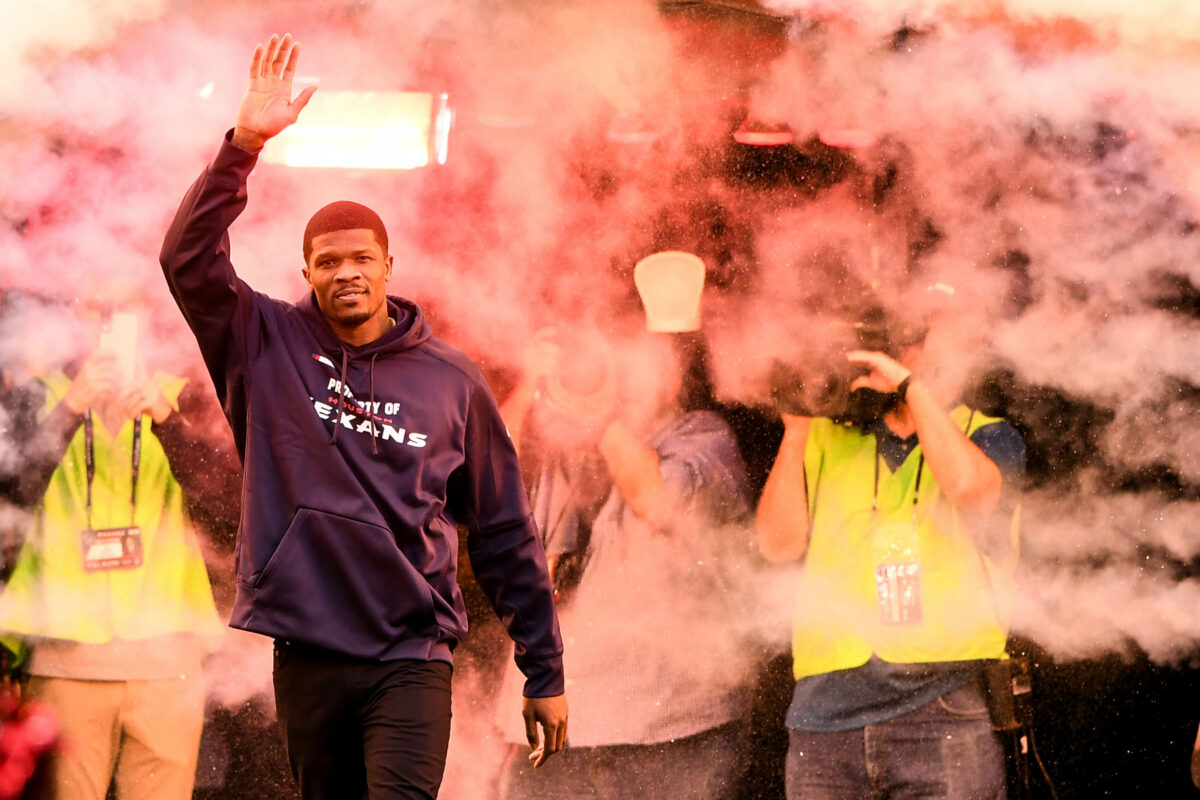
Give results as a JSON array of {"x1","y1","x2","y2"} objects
[
  {"x1": 0, "y1": 372, "x2": 223, "y2": 646},
  {"x1": 791, "y1": 406, "x2": 1019, "y2": 680}
]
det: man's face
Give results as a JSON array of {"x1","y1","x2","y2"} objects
[{"x1": 303, "y1": 228, "x2": 393, "y2": 330}]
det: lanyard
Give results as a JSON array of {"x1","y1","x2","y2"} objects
[
  {"x1": 83, "y1": 412, "x2": 141, "y2": 530},
  {"x1": 872, "y1": 449, "x2": 923, "y2": 517},
  {"x1": 871, "y1": 410, "x2": 975, "y2": 516}
]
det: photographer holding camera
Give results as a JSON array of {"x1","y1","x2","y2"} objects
[
  {"x1": 756, "y1": 300, "x2": 1024, "y2": 800},
  {"x1": 494, "y1": 253, "x2": 755, "y2": 799}
]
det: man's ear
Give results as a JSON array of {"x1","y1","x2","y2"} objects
[
  {"x1": 384, "y1": 254, "x2": 394, "y2": 282},
  {"x1": 301, "y1": 265, "x2": 312, "y2": 287}
]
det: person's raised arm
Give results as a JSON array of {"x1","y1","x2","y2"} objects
[
  {"x1": 602, "y1": 406, "x2": 751, "y2": 532},
  {"x1": 597, "y1": 419, "x2": 672, "y2": 527},
  {"x1": 160, "y1": 34, "x2": 316, "y2": 394},
  {"x1": 755, "y1": 414, "x2": 812, "y2": 562},
  {"x1": 542, "y1": 360, "x2": 673, "y2": 527},
  {"x1": 847, "y1": 350, "x2": 1003, "y2": 511}
]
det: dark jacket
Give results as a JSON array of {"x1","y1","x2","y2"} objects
[{"x1": 159, "y1": 132, "x2": 564, "y2": 696}]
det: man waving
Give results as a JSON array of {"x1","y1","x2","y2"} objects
[{"x1": 160, "y1": 34, "x2": 567, "y2": 799}]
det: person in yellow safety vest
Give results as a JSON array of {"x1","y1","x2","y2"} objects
[
  {"x1": 756, "y1": 310, "x2": 1024, "y2": 800},
  {"x1": 0, "y1": 311, "x2": 226, "y2": 800}
]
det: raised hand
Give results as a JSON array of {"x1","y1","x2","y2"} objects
[
  {"x1": 62, "y1": 351, "x2": 122, "y2": 414},
  {"x1": 232, "y1": 33, "x2": 317, "y2": 152},
  {"x1": 847, "y1": 349, "x2": 912, "y2": 395},
  {"x1": 118, "y1": 378, "x2": 173, "y2": 424}
]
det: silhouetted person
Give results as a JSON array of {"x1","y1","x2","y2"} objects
[{"x1": 495, "y1": 254, "x2": 756, "y2": 799}]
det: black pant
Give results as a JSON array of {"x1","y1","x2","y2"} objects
[{"x1": 273, "y1": 643, "x2": 453, "y2": 800}]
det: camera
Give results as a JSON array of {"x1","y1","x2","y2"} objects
[{"x1": 768, "y1": 306, "x2": 926, "y2": 422}]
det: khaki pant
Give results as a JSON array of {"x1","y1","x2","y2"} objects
[{"x1": 26, "y1": 675, "x2": 205, "y2": 800}]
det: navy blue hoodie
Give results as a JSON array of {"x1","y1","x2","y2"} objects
[{"x1": 160, "y1": 132, "x2": 564, "y2": 697}]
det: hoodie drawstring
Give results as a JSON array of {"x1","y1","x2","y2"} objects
[
  {"x1": 328, "y1": 349, "x2": 384, "y2": 458},
  {"x1": 330, "y1": 347, "x2": 350, "y2": 445},
  {"x1": 368, "y1": 352, "x2": 380, "y2": 456}
]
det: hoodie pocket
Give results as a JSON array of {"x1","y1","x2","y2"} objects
[{"x1": 245, "y1": 507, "x2": 436, "y2": 655}]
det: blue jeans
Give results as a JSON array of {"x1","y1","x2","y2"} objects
[{"x1": 786, "y1": 681, "x2": 1007, "y2": 800}]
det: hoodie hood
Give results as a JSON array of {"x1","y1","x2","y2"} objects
[{"x1": 299, "y1": 292, "x2": 433, "y2": 358}]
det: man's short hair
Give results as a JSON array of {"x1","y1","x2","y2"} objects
[{"x1": 303, "y1": 201, "x2": 389, "y2": 262}]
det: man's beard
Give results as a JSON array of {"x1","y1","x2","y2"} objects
[{"x1": 338, "y1": 309, "x2": 370, "y2": 327}]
